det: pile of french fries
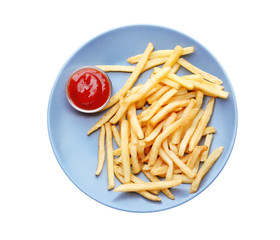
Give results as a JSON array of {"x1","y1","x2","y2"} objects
[{"x1": 88, "y1": 43, "x2": 227, "y2": 201}]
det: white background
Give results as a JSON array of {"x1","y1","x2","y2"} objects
[{"x1": 1, "y1": 0, "x2": 279, "y2": 239}]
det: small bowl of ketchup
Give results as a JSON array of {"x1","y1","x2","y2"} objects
[{"x1": 65, "y1": 66, "x2": 112, "y2": 113}]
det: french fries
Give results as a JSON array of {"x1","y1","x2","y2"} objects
[
  {"x1": 148, "y1": 108, "x2": 199, "y2": 166},
  {"x1": 95, "y1": 125, "x2": 106, "y2": 176},
  {"x1": 141, "y1": 168, "x2": 175, "y2": 199},
  {"x1": 162, "y1": 45, "x2": 183, "y2": 68},
  {"x1": 114, "y1": 165, "x2": 161, "y2": 201},
  {"x1": 188, "y1": 98, "x2": 215, "y2": 152},
  {"x1": 199, "y1": 133, "x2": 213, "y2": 162},
  {"x1": 87, "y1": 103, "x2": 119, "y2": 135},
  {"x1": 147, "y1": 85, "x2": 171, "y2": 104},
  {"x1": 97, "y1": 57, "x2": 167, "y2": 73},
  {"x1": 111, "y1": 125, "x2": 121, "y2": 147},
  {"x1": 128, "y1": 103, "x2": 144, "y2": 139},
  {"x1": 203, "y1": 126, "x2": 216, "y2": 136},
  {"x1": 127, "y1": 46, "x2": 194, "y2": 64},
  {"x1": 186, "y1": 145, "x2": 208, "y2": 169},
  {"x1": 88, "y1": 43, "x2": 228, "y2": 201},
  {"x1": 104, "y1": 43, "x2": 154, "y2": 110},
  {"x1": 96, "y1": 65, "x2": 135, "y2": 73},
  {"x1": 130, "y1": 128, "x2": 141, "y2": 174},
  {"x1": 140, "y1": 88, "x2": 178, "y2": 122},
  {"x1": 150, "y1": 100, "x2": 190, "y2": 127},
  {"x1": 114, "y1": 179, "x2": 183, "y2": 192},
  {"x1": 178, "y1": 109, "x2": 204, "y2": 156},
  {"x1": 178, "y1": 57, "x2": 223, "y2": 85},
  {"x1": 109, "y1": 66, "x2": 171, "y2": 124},
  {"x1": 162, "y1": 139, "x2": 196, "y2": 179},
  {"x1": 105, "y1": 123, "x2": 115, "y2": 189},
  {"x1": 190, "y1": 146, "x2": 224, "y2": 193},
  {"x1": 120, "y1": 119, "x2": 130, "y2": 183}
]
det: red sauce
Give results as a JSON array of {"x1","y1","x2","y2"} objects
[{"x1": 67, "y1": 67, "x2": 111, "y2": 111}]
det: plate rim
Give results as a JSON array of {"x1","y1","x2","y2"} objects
[{"x1": 47, "y1": 24, "x2": 238, "y2": 213}]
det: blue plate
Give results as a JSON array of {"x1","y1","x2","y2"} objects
[{"x1": 47, "y1": 25, "x2": 238, "y2": 213}]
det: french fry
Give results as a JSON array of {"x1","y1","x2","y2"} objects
[
  {"x1": 114, "y1": 156, "x2": 122, "y2": 165},
  {"x1": 96, "y1": 57, "x2": 167, "y2": 72},
  {"x1": 190, "y1": 146, "x2": 224, "y2": 193},
  {"x1": 144, "y1": 119, "x2": 166, "y2": 142},
  {"x1": 120, "y1": 119, "x2": 130, "y2": 183},
  {"x1": 167, "y1": 72, "x2": 194, "y2": 90},
  {"x1": 178, "y1": 57, "x2": 223, "y2": 85},
  {"x1": 193, "y1": 81, "x2": 229, "y2": 99},
  {"x1": 189, "y1": 98, "x2": 215, "y2": 152},
  {"x1": 165, "y1": 92, "x2": 196, "y2": 105},
  {"x1": 142, "y1": 163, "x2": 151, "y2": 171},
  {"x1": 186, "y1": 145, "x2": 208, "y2": 169},
  {"x1": 175, "y1": 87, "x2": 189, "y2": 96},
  {"x1": 97, "y1": 61, "x2": 181, "y2": 75},
  {"x1": 139, "y1": 83, "x2": 163, "y2": 99},
  {"x1": 170, "y1": 98, "x2": 197, "y2": 144},
  {"x1": 163, "y1": 112, "x2": 177, "y2": 131},
  {"x1": 105, "y1": 123, "x2": 114, "y2": 189},
  {"x1": 162, "y1": 45, "x2": 183, "y2": 68},
  {"x1": 113, "y1": 148, "x2": 121, "y2": 156},
  {"x1": 127, "y1": 46, "x2": 194, "y2": 64},
  {"x1": 202, "y1": 126, "x2": 216, "y2": 136},
  {"x1": 115, "y1": 165, "x2": 159, "y2": 195},
  {"x1": 95, "y1": 125, "x2": 106, "y2": 176},
  {"x1": 162, "y1": 138, "x2": 196, "y2": 179},
  {"x1": 181, "y1": 154, "x2": 191, "y2": 164},
  {"x1": 135, "y1": 83, "x2": 162, "y2": 110},
  {"x1": 126, "y1": 84, "x2": 142, "y2": 96},
  {"x1": 178, "y1": 109, "x2": 204, "y2": 156},
  {"x1": 193, "y1": 157, "x2": 201, "y2": 173},
  {"x1": 150, "y1": 164, "x2": 169, "y2": 176},
  {"x1": 113, "y1": 179, "x2": 183, "y2": 192},
  {"x1": 135, "y1": 98, "x2": 146, "y2": 109},
  {"x1": 114, "y1": 165, "x2": 161, "y2": 201},
  {"x1": 104, "y1": 43, "x2": 154, "y2": 109},
  {"x1": 152, "y1": 157, "x2": 163, "y2": 168},
  {"x1": 140, "y1": 88, "x2": 178, "y2": 122},
  {"x1": 142, "y1": 58, "x2": 168, "y2": 72},
  {"x1": 144, "y1": 122, "x2": 153, "y2": 137},
  {"x1": 87, "y1": 103, "x2": 119, "y2": 135},
  {"x1": 130, "y1": 129, "x2": 141, "y2": 174},
  {"x1": 96, "y1": 65, "x2": 135, "y2": 72},
  {"x1": 158, "y1": 146, "x2": 174, "y2": 181},
  {"x1": 111, "y1": 125, "x2": 121, "y2": 147},
  {"x1": 172, "y1": 174, "x2": 194, "y2": 184},
  {"x1": 168, "y1": 141, "x2": 178, "y2": 154},
  {"x1": 128, "y1": 103, "x2": 144, "y2": 139},
  {"x1": 182, "y1": 75, "x2": 224, "y2": 90},
  {"x1": 199, "y1": 133, "x2": 213, "y2": 162},
  {"x1": 170, "y1": 62, "x2": 181, "y2": 73},
  {"x1": 181, "y1": 74, "x2": 203, "y2": 81},
  {"x1": 195, "y1": 91, "x2": 204, "y2": 109},
  {"x1": 137, "y1": 140, "x2": 146, "y2": 160},
  {"x1": 98, "y1": 58, "x2": 168, "y2": 74},
  {"x1": 153, "y1": 67, "x2": 194, "y2": 90},
  {"x1": 148, "y1": 108, "x2": 198, "y2": 166},
  {"x1": 150, "y1": 100, "x2": 190, "y2": 127},
  {"x1": 161, "y1": 78, "x2": 181, "y2": 89},
  {"x1": 146, "y1": 85, "x2": 171, "y2": 104},
  {"x1": 173, "y1": 169, "x2": 183, "y2": 174},
  {"x1": 142, "y1": 169, "x2": 175, "y2": 200}
]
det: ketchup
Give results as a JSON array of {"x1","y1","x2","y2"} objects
[{"x1": 67, "y1": 67, "x2": 111, "y2": 111}]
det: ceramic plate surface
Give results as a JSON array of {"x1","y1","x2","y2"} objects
[{"x1": 47, "y1": 25, "x2": 238, "y2": 212}]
